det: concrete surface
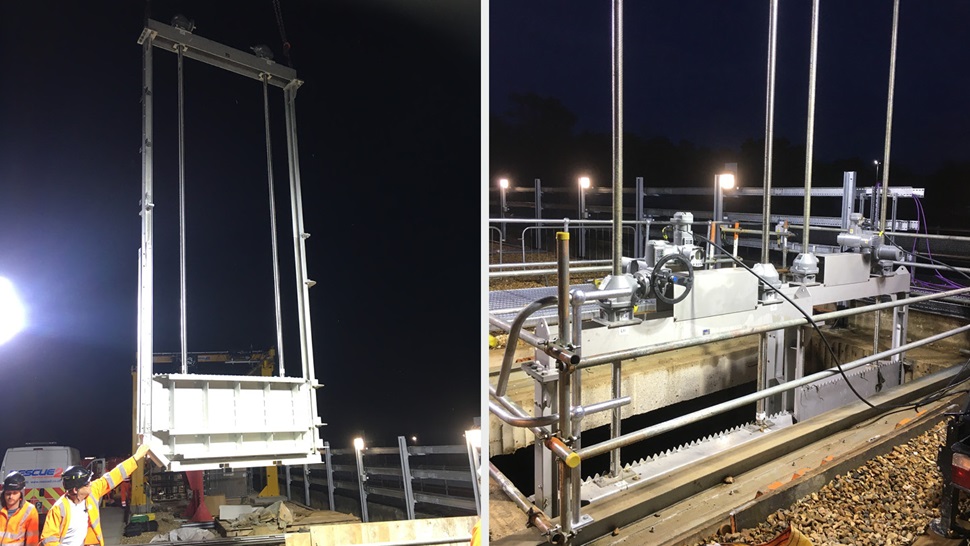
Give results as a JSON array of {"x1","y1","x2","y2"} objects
[{"x1": 102, "y1": 505, "x2": 125, "y2": 545}]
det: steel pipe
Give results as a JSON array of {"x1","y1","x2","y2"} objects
[
  {"x1": 579, "y1": 286, "x2": 970, "y2": 369},
  {"x1": 261, "y1": 74, "x2": 286, "y2": 376},
  {"x1": 494, "y1": 296, "x2": 558, "y2": 398},
  {"x1": 489, "y1": 462, "x2": 563, "y2": 544},
  {"x1": 489, "y1": 399, "x2": 558, "y2": 428},
  {"x1": 577, "y1": 322, "x2": 970, "y2": 460}
]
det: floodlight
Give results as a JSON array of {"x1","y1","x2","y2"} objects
[
  {"x1": 465, "y1": 429, "x2": 481, "y2": 450},
  {"x1": 0, "y1": 277, "x2": 25, "y2": 346}
]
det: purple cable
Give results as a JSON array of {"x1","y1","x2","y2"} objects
[{"x1": 912, "y1": 196, "x2": 964, "y2": 289}]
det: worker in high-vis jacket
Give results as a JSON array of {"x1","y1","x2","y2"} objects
[
  {"x1": 1, "y1": 471, "x2": 38, "y2": 546},
  {"x1": 39, "y1": 443, "x2": 152, "y2": 546}
]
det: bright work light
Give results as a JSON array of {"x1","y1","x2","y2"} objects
[{"x1": 0, "y1": 277, "x2": 25, "y2": 346}]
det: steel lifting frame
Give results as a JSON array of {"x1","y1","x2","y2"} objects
[{"x1": 135, "y1": 19, "x2": 323, "y2": 473}]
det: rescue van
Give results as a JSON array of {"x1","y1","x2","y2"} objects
[{"x1": 0, "y1": 444, "x2": 80, "y2": 524}]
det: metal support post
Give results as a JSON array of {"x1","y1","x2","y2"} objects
[
  {"x1": 397, "y1": 436, "x2": 417, "y2": 520},
  {"x1": 176, "y1": 44, "x2": 189, "y2": 375},
  {"x1": 610, "y1": 361, "x2": 622, "y2": 477},
  {"x1": 874, "y1": 304, "x2": 883, "y2": 356},
  {"x1": 531, "y1": 332, "x2": 558, "y2": 515},
  {"x1": 714, "y1": 174, "x2": 725, "y2": 225},
  {"x1": 570, "y1": 301, "x2": 584, "y2": 521},
  {"x1": 578, "y1": 187, "x2": 587, "y2": 258},
  {"x1": 499, "y1": 181, "x2": 508, "y2": 240},
  {"x1": 892, "y1": 295, "x2": 909, "y2": 381},
  {"x1": 556, "y1": 232, "x2": 575, "y2": 534},
  {"x1": 302, "y1": 464, "x2": 310, "y2": 507},
  {"x1": 324, "y1": 442, "x2": 335, "y2": 511},
  {"x1": 793, "y1": 326, "x2": 806, "y2": 410},
  {"x1": 891, "y1": 194, "x2": 899, "y2": 232},
  {"x1": 261, "y1": 74, "x2": 286, "y2": 377},
  {"x1": 762, "y1": 329, "x2": 789, "y2": 416},
  {"x1": 463, "y1": 431, "x2": 482, "y2": 516},
  {"x1": 354, "y1": 443, "x2": 369, "y2": 522},
  {"x1": 284, "y1": 466, "x2": 292, "y2": 501},
  {"x1": 134, "y1": 26, "x2": 155, "y2": 517},
  {"x1": 841, "y1": 171, "x2": 857, "y2": 231},
  {"x1": 535, "y1": 178, "x2": 543, "y2": 250},
  {"x1": 635, "y1": 177, "x2": 645, "y2": 257},
  {"x1": 282, "y1": 79, "x2": 319, "y2": 393}
]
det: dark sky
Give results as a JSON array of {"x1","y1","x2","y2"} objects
[
  {"x1": 0, "y1": 1, "x2": 480, "y2": 459},
  {"x1": 490, "y1": 1, "x2": 970, "y2": 176}
]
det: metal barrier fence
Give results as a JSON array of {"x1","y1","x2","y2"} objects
[{"x1": 282, "y1": 435, "x2": 481, "y2": 523}]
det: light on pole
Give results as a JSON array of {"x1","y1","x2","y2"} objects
[
  {"x1": 498, "y1": 178, "x2": 509, "y2": 240},
  {"x1": 353, "y1": 437, "x2": 369, "y2": 522},
  {"x1": 711, "y1": 170, "x2": 737, "y2": 268},
  {"x1": 578, "y1": 176, "x2": 591, "y2": 257},
  {"x1": 713, "y1": 172, "x2": 736, "y2": 223}
]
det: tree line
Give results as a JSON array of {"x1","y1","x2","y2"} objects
[{"x1": 490, "y1": 93, "x2": 970, "y2": 231}]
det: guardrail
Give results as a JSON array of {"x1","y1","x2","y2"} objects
[{"x1": 281, "y1": 435, "x2": 481, "y2": 523}]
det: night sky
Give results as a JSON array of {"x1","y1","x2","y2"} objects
[
  {"x1": 0, "y1": 1, "x2": 480, "y2": 460},
  {"x1": 490, "y1": 1, "x2": 970, "y2": 176}
]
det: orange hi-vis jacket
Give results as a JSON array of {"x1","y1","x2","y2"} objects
[
  {"x1": 39, "y1": 456, "x2": 137, "y2": 546},
  {"x1": 0, "y1": 499, "x2": 39, "y2": 546}
]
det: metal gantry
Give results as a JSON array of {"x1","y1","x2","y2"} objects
[{"x1": 136, "y1": 18, "x2": 323, "y2": 473}]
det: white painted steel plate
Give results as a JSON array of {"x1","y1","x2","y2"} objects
[{"x1": 150, "y1": 373, "x2": 323, "y2": 471}]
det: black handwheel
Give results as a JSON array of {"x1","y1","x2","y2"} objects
[{"x1": 651, "y1": 253, "x2": 694, "y2": 305}]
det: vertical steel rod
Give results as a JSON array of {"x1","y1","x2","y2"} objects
[
  {"x1": 261, "y1": 75, "x2": 286, "y2": 376},
  {"x1": 611, "y1": 0, "x2": 624, "y2": 276},
  {"x1": 802, "y1": 0, "x2": 820, "y2": 251},
  {"x1": 757, "y1": 0, "x2": 780, "y2": 420},
  {"x1": 880, "y1": 0, "x2": 901, "y2": 233},
  {"x1": 177, "y1": 45, "x2": 188, "y2": 375},
  {"x1": 760, "y1": 0, "x2": 779, "y2": 264},
  {"x1": 556, "y1": 232, "x2": 573, "y2": 534}
]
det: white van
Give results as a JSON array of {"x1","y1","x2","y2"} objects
[{"x1": 0, "y1": 444, "x2": 81, "y2": 522}]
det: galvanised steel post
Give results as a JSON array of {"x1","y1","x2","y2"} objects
[
  {"x1": 354, "y1": 439, "x2": 369, "y2": 522},
  {"x1": 397, "y1": 436, "x2": 416, "y2": 519},
  {"x1": 324, "y1": 442, "x2": 335, "y2": 511}
]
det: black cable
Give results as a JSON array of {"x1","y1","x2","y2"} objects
[
  {"x1": 879, "y1": 234, "x2": 970, "y2": 411},
  {"x1": 886, "y1": 233, "x2": 970, "y2": 285},
  {"x1": 693, "y1": 232, "x2": 880, "y2": 410},
  {"x1": 695, "y1": 232, "x2": 970, "y2": 414},
  {"x1": 272, "y1": 0, "x2": 293, "y2": 68},
  {"x1": 913, "y1": 358, "x2": 970, "y2": 411}
]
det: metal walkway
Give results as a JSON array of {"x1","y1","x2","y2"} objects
[{"x1": 488, "y1": 284, "x2": 602, "y2": 330}]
